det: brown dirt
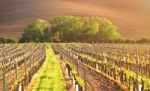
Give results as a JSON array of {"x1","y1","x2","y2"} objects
[{"x1": 0, "y1": 0, "x2": 150, "y2": 39}]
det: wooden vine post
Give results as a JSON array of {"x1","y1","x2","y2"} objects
[
  {"x1": 14, "y1": 58, "x2": 18, "y2": 81},
  {"x1": 31, "y1": 50, "x2": 33, "y2": 70},
  {"x1": 75, "y1": 55, "x2": 79, "y2": 75},
  {"x1": 2, "y1": 55, "x2": 7, "y2": 91},
  {"x1": 135, "y1": 55, "x2": 139, "y2": 91},
  {"x1": 82, "y1": 62, "x2": 87, "y2": 91},
  {"x1": 24, "y1": 54, "x2": 27, "y2": 85}
]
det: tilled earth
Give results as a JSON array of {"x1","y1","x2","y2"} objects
[{"x1": 0, "y1": 0, "x2": 150, "y2": 39}]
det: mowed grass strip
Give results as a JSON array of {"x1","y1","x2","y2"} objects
[{"x1": 31, "y1": 44, "x2": 66, "y2": 91}]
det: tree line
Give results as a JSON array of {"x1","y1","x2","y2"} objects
[
  {"x1": 0, "y1": 37, "x2": 18, "y2": 43},
  {"x1": 0, "y1": 16, "x2": 149, "y2": 43},
  {"x1": 20, "y1": 16, "x2": 123, "y2": 43}
]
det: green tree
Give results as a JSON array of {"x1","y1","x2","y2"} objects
[
  {"x1": 21, "y1": 19, "x2": 51, "y2": 42},
  {"x1": 21, "y1": 16, "x2": 122, "y2": 43},
  {"x1": 0, "y1": 37, "x2": 18, "y2": 43},
  {"x1": 50, "y1": 16, "x2": 122, "y2": 42}
]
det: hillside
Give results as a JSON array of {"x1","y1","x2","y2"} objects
[{"x1": 0, "y1": 0, "x2": 150, "y2": 39}]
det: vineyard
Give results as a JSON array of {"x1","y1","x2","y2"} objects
[
  {"x1": 52, "y1": 43, "x2": 150, "y2": 91},
  {"x1": 0, "y1": 43, "x2": 46, "y2": 91},
  {"x1": 0, "y1": 43, "x2": 150, "y2": 91}
]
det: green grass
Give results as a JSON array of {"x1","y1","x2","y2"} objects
[{"x1": 31, "y1": 44, "x2": 66, "y2": 91}]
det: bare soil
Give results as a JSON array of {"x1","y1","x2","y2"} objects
[{"x1": 0, "y1": 0, "x2": 150, "y2": 39}]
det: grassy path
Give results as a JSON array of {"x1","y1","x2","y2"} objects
[{"x1": 31, "y1": 44, "x2": 66, "y2": 91}]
